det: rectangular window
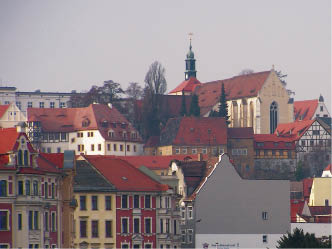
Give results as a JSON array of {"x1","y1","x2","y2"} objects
[
  {"x1": 192, "y1": 148, "x2": 197, "y2": 154},
  {"x1": 166, "y1": 218, "x2": 170, "y2": 233},
  {"x1": 0, "y1": 211, "x2": 8, "y2": 230},
  {"x1": 0, "y1": 181, "x2": 6, "y2": 197},
  {"x1": 173, "y1": 220, "x2": 177, "y2": 235},
  {"x1": 301, "y1": 140, "x2": 305, "y2": 146},
  {"x1": 34, "y1": 211, "x2": 39, "y2": 230},
  {"x1": 121, "y1": 195, "x2": 128, "y2": 208},
  {"x1": 263, "y1": 235, "x2": 268, "y2": 243},
  {"x1": 80, "y1": 196, "x2": 86, "y2": 210},
  {"x1": 60, "y1": 102, "x2": 65, "y2": 108},
  {"x1": 91, "y1": 144, "x2": 95, "y2": 151},
  {"x1": 105, "y1": 196, "x2": 112, "y2": 210},
  {"x1": 50, "y1": 102, "x2": 55, "y2": 108},
  {"x1": 262, "y1": 211, "x2": 268, "y2": 220},
  {"x1": 28, "y1": 102, "x2": 33, "y2": 108},
  {"x1": 320, "y1": 106, "x2": 323, "y2": 112},
  {"x1": 145, "y1": 195, "x2": 151, "y2": 208},
  {"x1": 92, "y1": 196, "x2": 98, "y2": 210},
  {"x1": 29, "y1": 211, "x2": 33, "y2": 230},
  {"x1": 175, "y1": 148, "x2": 180, "y2": 154},
  {"x1": 80, "y1": 220, "x2": 87, "y2": 238},
  {"x1": 107, "y1": 144, "x2": 111, "y2": 151},
  {"x1": 325, "y1": 199, "x2": 329, "y2": 206},
  {"x1": 134, "y1": 145, "x2": 137, "y2": 152},
  {"x1": 113, "y1": 144, "x2": 117, "y2": 151},
  {"x1": 127, "y1": 144, "x2": 130, "y2": 152},
  {"x1": 25, "y1": 180, "x2": 31, "y2": 196},
  {"x1": 313, "y1": 130, "x2": 320, "y2": 135},
  {"x1": 51, "y1": 212, "x2": 56, "y2": 232},
  {"x1": 39, "y1": 102, "x2": 44, "y2": 108},
  {"x1": 144, "y1": 244, "x2": 152, "y2": 249},
  {"x1": 120, "y1": 144, "x2": 123, "y2": 151},
  {"x1": 181, "y1": 230, "x2": 186, "y2": 243},
  {"x1": 105, "y1": 220, "x2": 112, "y2": 237},
  {"x1": 202, "y1": 148, "x2": 207, "y2": 154},
  {"x1": 188, "y1": 229, "x2": 193, "y2": 243},
  {"x1": 181, "y1": 207, "x2": 186, "y2": 219},
  {"x1": 98, "y1": 144, "x2": 102, "y2": 151},
  {"x1": 287, "y1": 150, "x2": 292, "y2": 159},
  {"x1": 44, "y1": 182, "x2": 48, "y2": 199},
  {"x1": 122, "y1": 244, "x2": 129, "y2": 249},
  {"x1": 145, "y1": 218, "x2": 151, "y2": 234},
  {"x1": 182, "y1": 147, "x2": 187, "y2": 154},
  {"x1": 134, "y1": 195, "x2": 140, "y2": 208},
  {"x1": 160, "y1": 219, "x2": 164, "y2": 234},
  {"x1": 18, "y1": 213, "x2": 22, "y2": 230},
  {"x1": 18, "y1": 181, "x2": 23, "y2": 195},
  {"x1": 133, "y1": 218, "x2": 140, "y2": 234},
  {"x1": 121, "y1": 218, "x2": 128, "y2": 234},
  {"x1": 44, "y1": 212, "x2": 49, "y2": 232},
  {"x1": 187, "y1": 206, "x2": 193, "y2": 219},
  {"x1": 51, "y1": 183, "x2": 55, "y2": 199},
  {"x1": 91, "y1": 220, "x2": 99, "y2": 238}
]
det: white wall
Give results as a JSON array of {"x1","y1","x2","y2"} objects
[{"x1": 196, "y1": 233, "x2": 285, "y2": 249}]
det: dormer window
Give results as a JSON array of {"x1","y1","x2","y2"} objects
[
  {"x1": 108, "y1": 130, "x2": 115, "y2": 138},
  {"x1": 101, "y1": 120, "x2": 108, "y2": 128},
  {"x1": 123, "y1": 132, "x2": 127, "y2": 139},
  {"x1": 121, "y1": 123, "x2": 127, "y2": 129},
  {"x1": 82, "y1": 118, "x2": 90, "y2": 127}
]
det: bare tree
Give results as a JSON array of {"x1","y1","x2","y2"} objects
[
  {"x1": 144, "y1": 61, "x2": 167, "y2": 95},
  {"x1": 238, "y1": 69, "x2": 254, "y2": 75},
  {"x1": 125, "y1": 82, "x2": 143, "y2": 100}
]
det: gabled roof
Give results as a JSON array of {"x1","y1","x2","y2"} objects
[
  {"x1": 294, "y1": 99, "x2": 318, "y2": 121},
  {"x1": 74, "y1": 159, "x2": 116, "y2": 192},
  {"x1": 0, "y1": 128, "x2": 20, "y2": 154},
  {"x1": 303, "y1": 178, "x2": 313, "y2": 201},
  {"x1": 169, "y1": 77, "x2": 202, "y2": 94},
  {"x1": 195, "y1": 71, "x2": 271, "y2": 115},
  {"x1": 254, "y1": 134, "x2": 296, "y2": 149},
  {"x1": 160, "y1": 117, "x2": 227, "y2": 146},
  {"x1": 27, "y1": 104, "x2": 142, "y2": 142},
  {"x1": 0, "y1": 105, "x2": 9, "y2": 118},
  {"x1": 83, "y1": 155, "x2": 168, "y2": 192},
  {"x1": 274, "y1": 120, "x2": 315, "y2": 139},
  {"x1": 40, "y1": 153, "x2": 64, "y2": 169},
  {"x1": 113, "y1": 154, "x2": 208, "y2": 170},
  {"x1": 290, "y1": 200, "x2": 305, "y2": 222}
]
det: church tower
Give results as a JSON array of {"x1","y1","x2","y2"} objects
[{"x1": 185, "y1": 38, "x2": 197, "y2": 80}]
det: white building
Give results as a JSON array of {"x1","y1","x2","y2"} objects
[
  {"x1": 0, "y1": 102, "x2": 26, "y2": 128},
  {"x1": 26, "y1": 103, "x2": 144, "y2": 155},
  {"x1": 195, "y1": 154, "x2": 290, "y2": 248},
  {"x1": 0, "y1": 86, "x2": 74, "y2": 115}
]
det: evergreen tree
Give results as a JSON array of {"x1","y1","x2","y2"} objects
[
  {"x1": 277, "y1": 228, "x2": 327, "y2": 248},
  {"x1": 189, "y1": 94, "x2": 200, "y2": 117},
  {"x1": 180, "y1": 90, "x2": 187, "y2": 116},
  {"x1": 218, "y1": 83, "x2": 230, "y2": 125},
  {"x1": 295, "y1": 160, "x2": 304, "y2": 181}
]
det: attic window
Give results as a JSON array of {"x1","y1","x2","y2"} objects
[
  {"x1": 250, "y1": 89, "x2": 255, "y2": 93},
  {"x1": 237, "y1": 90, "x2": 242, "y2": 95},
  {"x1": 101, "y1": 120, "x2": 108, "y2": 127},
  {"x1": 257, "y1": 142, "x2": 264, "y2": 147},
  {"x1": 122, "y1": 176, "x2": 128, "y2": 181},
  {"x1": 121, "y1": 123, "x2": 127, "y2": 129},
  {"x1": 190, "y1": 128, "x2": 195, "y2": 132},
  {"x1": 112, "y1": 123, "x2": 117, "y2": 128},
  {"x1": 82, "y1": 118, "x2": 90, "y2": 127},
  {"x1": 213, "y1": 90, "x2": 217, "y2": 93}
]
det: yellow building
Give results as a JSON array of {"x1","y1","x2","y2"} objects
[
  {"x1": 73, "y1": 159, "x2": 116, "y2": 249},
  {"x1": 309, "y1": 177, "x2": 332, "y2": 206}
]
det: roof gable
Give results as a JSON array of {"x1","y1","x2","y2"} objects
[
  {"x1": 169, "y1": 77, "x2": 202, "y2": 94},
  {"x1": 294, "y1": 99, "x2": 318, "y2": 121},
  {"x1": 0, "y1": 128, "x2": 20, "y2": 154},
  {"x1": 195, "y1": 71, "x2": 271, "y2": 115}
]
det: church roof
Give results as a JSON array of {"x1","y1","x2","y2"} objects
[
  {"x1": 195, "y1": 71, "x2": 271, "y2": 115},
  {"x1": 294, "y1": 99, "x2": 318, "y2": 121},
  {"x1": 169, "y1": 77, "x2": 202, "y2": 94}
]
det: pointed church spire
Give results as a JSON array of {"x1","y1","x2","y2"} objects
[{"x1": 185, "y1": 33, "x2": 197, "y2": 80}]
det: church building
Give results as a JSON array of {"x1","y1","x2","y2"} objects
[{"x1": 169, "y1": 41, "x2": 294, "y2": 134}]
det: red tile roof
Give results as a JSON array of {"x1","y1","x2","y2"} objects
[
  {"x1": 83, "y1": 155, "x2": 169, "y2": 192},
  {"x1": 290, "y1": 200, "x2": 305, "y2": 222},
  {"x1": 195, "y1": 71, "x2": 271, "y2": 115},
  {"x1": 0, "y1": 128, "x2": 20, "y2": 154},
  {"x1": 324, "y1": 164, "x2": 332, "y2": 173},
  {"x1": 169, "y1": 77, "x2": 202, "y2": 94},
  {"x1": 0, "y1": 105, "x2": 9, "y2": 118},
  {"x1": 40, "y1": 153, "x2": 64, "y2": 169},
  {"x1": 111, "y1": 154, "x2": 208, "y2": 170},
  {"x1": 160, "y1": 117, "x2": 227, "y2": 146},
  {"x1": 254, "y1": 134, "x2": 296, "y2": 149},
  {"x1": 303, "y1": 178, "x2": 313, "y2": 201},
  {"x1": 27, "y1": 104, "x2": 142, "y2": 142},
  {"x1": 294, "y1": 99, "x2": 318, "y2": 121},
  {"x1": 274, "y1": 120, "x2": 315, "y2": 138}
]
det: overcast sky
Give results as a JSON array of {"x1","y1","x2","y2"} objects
[{"x1": 0, "y1": 0, "x2": 331, "y2": 109}]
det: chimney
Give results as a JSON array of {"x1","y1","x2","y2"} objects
[
  {"x1": 108, "y1": 103, "x2": 112, "y2": 109},
  {"x1": 198, "y1": 153, "x2": 203, "y2": 161}
]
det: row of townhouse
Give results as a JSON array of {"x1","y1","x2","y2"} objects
[
  {"x1": 0, "y1": 127, "x2": 76, "y2": 248},
  {"x1": 72, "y1": 155, "x2": 182, "y2": 249}
]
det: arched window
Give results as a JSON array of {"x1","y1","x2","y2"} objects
[
  {"x1": 270, "y1": 101, "x2": 278, "y2": 134},
  {"x1": 232, "y1": 101, "x2": 238, "y2": 127},
  {"x1": 24, "y1": 150, "x2": 29, "y2": 166},
  {"x1": 249, "y1": 101, "x2": 254, "y2": 128}
]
